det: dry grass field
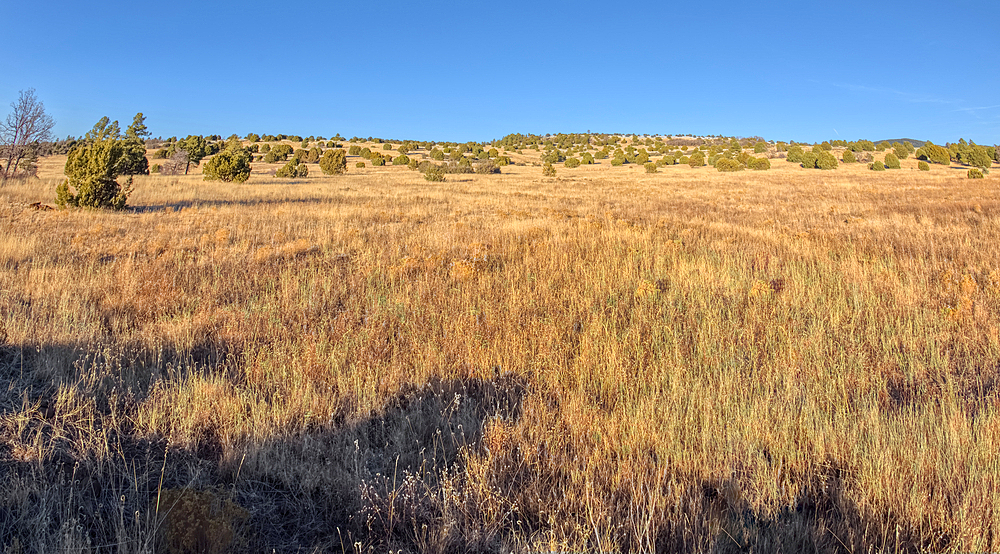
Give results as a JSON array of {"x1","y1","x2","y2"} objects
[{"x1": 1, "y1": 144, "x2": 999, "y2": 553}]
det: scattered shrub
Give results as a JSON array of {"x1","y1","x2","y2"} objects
[
  {"x1": 716, "y1": 158, "x2": 744, "y2": 172},
  {"x1": 408, "y1": 158, "x2": 419, "y2": 170},
  {"x1": 915, "y1": 143, "x2": 950, "y2": 165},
  {"x1": 968, "y1": 168, "x2": 984, "y2": 179},
  {"x1": 688, "y1": 152, "x2": 705, "y2": 167},
  {"x1": 884, "y1": 152, "x2": 901, "y2": 169},
  {"x1": 320, "y1": 148, "x2": 347, "y2": 175},
  {"x1": 843, "y1": 149, "x2": 857, "y2": 163},
  {"x1": 786, "y1": 145, "x2": 804, "y2": 163},
  {"x1": 56, "y1": 125, "x2": 134, "y2": 210},
  {"x1": 754, "y1": 141, "x2": 767, "y2": 153},
  {"x1": 150, "y1": 164, "x2": 161, "y2": 173},
  {"x1": 749, "y1": 157, "x2": 771, "y2": 170},
  {"x1": 430, "y1": 148, "x2": 444, "y2": 160},
  {"x1": 893, "y1": 142, "x2": 909, "y2": 161},
  {"x1": 918, "y1": 161, "x2": 930, "y2": 171},
  {"x1": 383, "y1": 143, "x2": 393, "y2": 150},
  {"x1": 203, "y1": 146, "x2": 252, "y2": 183},
  {"x1": 474, "y1": 160, "x2": 500, "y2": 174},
  {"x1": 423, "y1": 164, "x2": 445, "y2": 181},
  {"x1": 356, "y1": 161, "x2": 366, "y2": 168},
  {"x1": 393, "y1": 154, "x2": 410, "y2": 166},
  {"x1": 678, "y1": 155, "x2": 690, "y2": 165},
  {"x1": 543, "y1": 163, "x2": 556, "y2": 177},
  {"x1": 644, "y1": 162, "x2": 657, "y2": 173},
  {"x1": 815, "y1": 152, "x2": 838, "y2": 170},
  {"x1": 348, "y1": 145, "x2": 361, "y2": 156},
  {"x1": 495, "y1": 156, "x2": 511, "y2": 166},
  {"x1": 869, "y1": 161, "x2": 886, "y2": 171},
  {"x1": 275, "y1": 160, "x2": 308, "y2": 178},
  {"x1": 564, "y1": 158, "x2": 581, "y2": 168}
]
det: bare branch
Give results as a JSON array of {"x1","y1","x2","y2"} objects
[{"x1": 1, "y1": 89, "x2": 56, "y2": 181}]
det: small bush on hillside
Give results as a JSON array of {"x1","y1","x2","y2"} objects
[
  {"x1": 565, "y1": 158, "x2": 581, "y2": 168},
  {"x1": 150, "y1": 164, "x2": 161, "y2": 173},
  {"x1": 915, "y1": 143, "x2": 950, "y2": 165},
  {"x1": 678, "y1": 156, "x2": 690, "y2": 165},
  {"x1": 843, "y1": 149, "x2": 857, "y2": 163},
  {"x1": 424, "y1": 164, "x2": 445, "y2": 181},
  {"x1": 320, "y1": 149, "x2": 347, "y2": 175},
  {"x1": 356, "y1": 161, "x2": 366, "y2": 168},
  {"x1": 260, "y1": 144, "x2": 271, "y2": 153},
  {"x1": 370, "y1": 153, "x2": 385, "y2": 166},
  {"x1": 495, "y1": 156, "x2": 511, "y2": 166},
  {"x1": 430, "y1": 148, "x2": 444, "y2": 160},
  {"x1": 688, "y1": 152, "x2": 705, "y2": 167},
  {"x1": 884, "y1": 152, "x2": 901, "y2": 169},
  {"x1": 581, "y1": 152, "x2": 594, "y2": 164},
  {"x1": 543, "y1": 163, "x2": 556, "y2": 177},
  {"x1": 893, "y1": 142, "x2": 908, "y2": 161},
  {"x1": 276, "y1": 160, "x2": 308, "y2": 178},
  {"x1": 644, "y1": 162, "x2": 657, "y2": 173},
  {"x1": 393, "y1": 154, "x2": 409, "y2": 166},
  {"x1": 800, "y1": 151, "x2": 818, "y2": 168},
  {"x1": 816, "y1": 152, "x2": 838, "y2": 170},
  {"x1": 968, "y1": 168, "x2": 984, "y2": 179},
  {"x1": 474, "y1": 160, "x2": 500, "y2": 174},
  {"x1": 383, "y1": 143, "x2": 393, "y2": 150},
  {"x1": 754, "y1": 141, "x2": 767, "y2": 153},
  {"x1": 635, "y1": 149, "x2": 650, "y2": 164},
  {"x1": 869, "y1": 161, "x2": 886, "y2": 171},
  {"x1": 716, "y1": 158, "x2": 744, "y2": 172},
  {"x1": 786, "y1": 145, "x2": 804, "y2": 163},
  {"x1": 749, "y1": 157, "x2": 771, "y2": 170},
  {"x1": 348, "y1": 145, "x2": 361, "y2": 156},
  {"x1": 203, "y1": 147, "x2": 252, "y2": 183},
  {"x1": 918, "y1": 161, "x2": 930, "y2": 171}
]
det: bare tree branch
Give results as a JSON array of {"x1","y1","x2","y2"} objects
[{"x1": 1, "y1": 89, "x2": 56, "y2": 181}]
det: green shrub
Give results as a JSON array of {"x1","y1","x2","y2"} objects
[
  {"x1": 968, "y1": 168, "x2": 984, "y2": 179},
  {"x1": 150, "y1": 164, "x2": 161, "y2": 173},
  {"x1": 716, "y1": 158, "x2": 744, "y2": 172},
  {"x1": 564, "y1": 158, "x2": 581, "y2": 168},
  {"x1": 644, "y1": 162, "x2": 657, "y2": 173},
  {"x1": 877, "y1": 141, "x2": 890, "y2": 151},
  {"x1": 55, "y1": 125, "x2": 134, "y2": 210},
  {"x1": 960, "y1": 146, "x2": 993, "y2": 170},
  {"x1": 610, "y1": 156, "x2": 625, "y2": 166},
  {"x1": 393, "y1": 154, "x2": 410, "y2": 166},
  {"x1": 869, "y1": 161, "x2": 886, "y2": 171},
  {"x1": 843, "y1": 149, "x2": 857, "y2": 163},
  {"x1": 383, "y1": 143, "x2": 393, "y2": 150},
  {"x1": 893, "y1": 142, "x2": 908, "y2": 161},
  {"x1": 203, "y1": 147, "x2": 252, "y2": 183},
  {"x1": 918, "y1": 161, "x2": 930, "y2": 171},
  {"x1": 430, "y1": 148, "x2": 444, "y2": 160},
  {"x1": 816, "y1": 152, "x2": 838, "y2": 170},
  {"x1": 915, "y1": 143, "x2": 950, "y2": 165},
  {"x1": 688, "y1": 152, "x2": 705, "y2": 167},
  {"x1": 678, "y1": 155, "x2": 690, "y2": 165},
  {"x1": 495, "y1": 156, "x2": 511, "y2": 166},
  {"x1": 356, "y1": 161, "x2": 366, "y2": 168},
  {"x1": 884, "y1": 152, "x2": 901, "y2": 169},
  {"x1": 662, "y1": 155, "x2": 675, "y2": 165},
  {"x1": 543, "y1": 163, "x2": 556, "y2": 177},
  {"x1": 320, "y1": 149, "x2": 347, "y2": 175},
  {"x1": 754, "y1": 141, "x2": 767, "y2": 153},
  {"x1": 749, "y1": 157, "x2": 771, "y2": 170},
  {"x1": 370, "y1": 153, "x2": 385, "y2": 166},
  {"x1": 348, "y1": 145, "x2": 361, "y2": 156},
  {"x1": 423, "y1": 164, "x2": 445, "y2": 181},
  {"x1": 408, "y1": 158, "x2": 419, "y2": 170},
  {"x1": 635, "y1": 149, "x2": 650, "y2": 164},
  {"x1": 275, "y1": 160, "x2": 308, "y2": 178},
  {"x1": 360, "y1": 147, "x2": 372, "y2": 159},
  {"x1": 800, "y1": 151, "x2": 818, "y2": 168},
  {"x1": 786, "y1": 145, "x2": 804, "y2": 163},
  {"x1": 260, "y1": 144, "x2": 271, "y2": 153}
]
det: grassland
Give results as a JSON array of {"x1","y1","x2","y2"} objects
[{"x1": 1, "y1": 144, "x2": 999, "y2": 553}]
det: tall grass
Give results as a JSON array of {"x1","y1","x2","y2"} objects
[{"x1": 0, "y1": 156, "x2": 998, "y2": 552}]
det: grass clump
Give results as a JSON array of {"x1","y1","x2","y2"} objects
[{"x1": 968, "y1": 167, "x2": 984, "y2": 179}]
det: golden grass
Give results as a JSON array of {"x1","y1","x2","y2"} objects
[{"x1": 0, "y1": 150, "x2": 998, "y2": 552}]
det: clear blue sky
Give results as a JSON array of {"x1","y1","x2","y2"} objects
[{"x1": 3, "y1": 0, "x2": 997, "y2": 145}]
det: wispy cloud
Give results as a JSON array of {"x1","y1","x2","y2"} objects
[
  {"x1": 952, "y1": 105, "x2": 1000, "y2": 112},
  {"x1": 823, "y1": 81, "x2": 958, "y2": 105}
]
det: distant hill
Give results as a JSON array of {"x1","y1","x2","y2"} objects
[{"x1": 874, "y1": 138, "x2": 926, "y2": 148}]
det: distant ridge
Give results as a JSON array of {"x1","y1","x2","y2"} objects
[{"x1": 874, "y1": 138, "x2": 926, "y2": 148}]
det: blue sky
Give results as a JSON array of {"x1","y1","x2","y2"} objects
[{"x1": 3, "y1": 0, "x2": 997, "y2": 144}]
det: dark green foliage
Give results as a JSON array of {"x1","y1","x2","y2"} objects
[
  {"x1": 542, "y1": 163, "x2": 556, "y2": 177},
  {"x1": 678, "y1": 156, "x2": 690, "y2": 165},
  {"x1": 307, "y1": 148, "x2": 322, "y2": 163},
  {"x1": 849, "y1": 140, "x2": 876, "y2": 152},
  {"x1": 968, "y1": 168, "x2": 984, "y2": 179},
  {"x1": 423, "y1": 164, "x2": 445, "y2": 181},
  {"x1": 918, "y1": 161, "x2": 930, "y2": 171},
  {"x1": 884, "y1": 153, "x2": 901, "y2": 169},
  {"x1": 786, "y1": 145, "x2": 804, "y2": 163},
  {"x1": 915, "y1": 143, "x2": 950, "y2": 165},
  {"x1": 959, "y1": 146, "x2": 992, "y2": 170},
  {"x1": 644, "y1": 162, "x2": 657, "y2": 173},
  {"x1": 843, "y1": 150, "x2": 857, "y2": 163},
  {"x1": 430, "y1": 148, "x2": 444, "y2": 161},
  {"x1": 393, "y1": 154, "x2": 410, "y2": 166},
  {"x1": 246, "y1": 133, "x2": 260, "y2": 143},
  {"x1": 635, "y1": 149, "x2": 650, "y2": 164},
  {"x1": 320, "y1": 149, "x2": 347, "y2": 175},
  {"x1": 383, "y1": 143, "x2": 393, "y2": 151},
  {"x1": 55, "y1": 121, "x2": 134, "y2": 210},
  {"x1": 820, "y1": 141, "x2": 832, "y2": 151},
  {"x1": 398, "y1": 144, "x2": 410, "y2": 155},
  {"x1": 581, "y1": 152, "x2": 594, "y2": 164},
  {"x1": 203, "y1": 146, "x2": 252, "y2": 183},
  {"x1": 348, "y1": 145, "x2": 361, "y2": 156},
  {"x1": 356, "y1": 162, "x2": 366, "y2": 168},
  {"x1": 275, "y1": 159, "x2": 308, "y2": 178},
  {"x1": 754, "y1": 141, "x2": 767, "y2": 154},
  {"x1": 370, "y1": 153, "x2": 385, "y2": 166},
  {"x1": 869, "y1": 161, "x2": 886, "y2": 171},
  {"x1": 564, "y1": 158, "x2": 581, "y2": 168},
  {"x1": 407, "y1": 158, "x2": 419, "y2": 170},
  {"x1": 260, "y1": 144, "x2": 271, "y2": 154},
  {"x1": 800, "y1": 151, "x2": 818, "y2": 168},
  {"x1": 892, "y1": 142, "x2": 908, "y2": 161},
  {"x1": 263, "y1": 144, "x2": 293, "y2": 163},
  {"x1": 150, "y1": 164, "x2": 161, "y2": 173},
  {"x1": 877, "y1": 141, "x2": 890, "y2": 151},
  {"x1": 495, "y1": 156, "x2": 511, "y2": 166},
  {"x1": 816, "y1": 152, "x2": 838, "y2": 170},
  {"x1": 748, "y1": 157, "x2": 771, "y2": 170},
  {"x1": 542, "y1": 150, "x2": 565, "y2": 164},
  {"x1": 688, "y1": 152, "x2": 705, "y2": 167},
  {"x1": 716, "y1": 158, "x2": 743, "y2": 172}
]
